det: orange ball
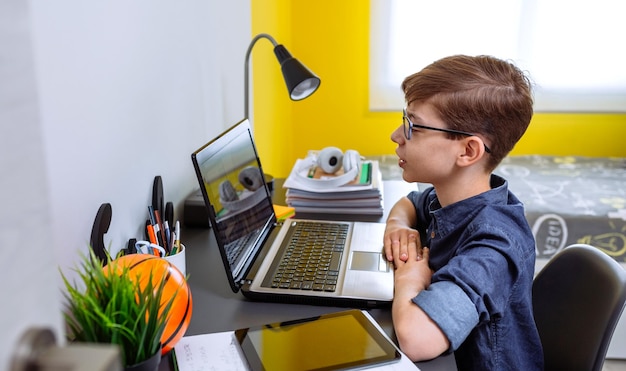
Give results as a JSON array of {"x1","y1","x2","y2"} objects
[{"x1": 105, "y1": 254, "x2": 192, "y2": 354}]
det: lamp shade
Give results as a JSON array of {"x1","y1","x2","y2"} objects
[
  {"x1": 273, "y1": 45, "x2": 321, "y2": 101},
  {"x1": 244, "y1": 33, "x2": 321, "y2": 119}
]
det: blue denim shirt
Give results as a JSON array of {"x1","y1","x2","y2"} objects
[{"x1": 407, "y1": 175, "x2": 543, "y2": 370}]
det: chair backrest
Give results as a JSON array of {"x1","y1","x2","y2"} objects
[{"x1": 532, "y1": 244, "x2": 626, "y2": 371}]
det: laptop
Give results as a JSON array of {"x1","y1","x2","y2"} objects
[{"x1": 191, "y1": 119, "x2": 393, "y2": 308}]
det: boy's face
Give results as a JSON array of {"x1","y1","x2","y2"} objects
[{"x1": 390, "y1": 101, "x2": 462, "y2": 185}]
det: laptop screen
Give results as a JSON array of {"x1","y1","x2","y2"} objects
[{"x1": 191, "y1": 120, "x2": 276, "y2": 288}]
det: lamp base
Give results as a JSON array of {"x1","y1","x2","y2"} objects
[{"x1": 183, "y1": 189, "x2": 210, "y2": 228}]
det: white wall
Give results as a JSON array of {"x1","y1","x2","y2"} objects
[{"x1": 0, "y1": 0, "x2": 250, "y2": 369}]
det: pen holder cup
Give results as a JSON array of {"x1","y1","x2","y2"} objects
[{"x1": 164, "y1": 244, "x2": 186, "y2": 276}]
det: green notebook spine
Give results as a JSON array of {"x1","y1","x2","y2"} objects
[{"x1": 359, "y1": 162, "x2": 372, "y2": 184}]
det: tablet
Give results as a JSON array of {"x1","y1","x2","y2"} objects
[{"x1": 234, "y1": 309, "x2": 401, "y2": 371}]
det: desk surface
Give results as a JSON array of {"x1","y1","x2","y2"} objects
[{"x1": 161, "y1": 180, "x2": 456, "y2": 371}]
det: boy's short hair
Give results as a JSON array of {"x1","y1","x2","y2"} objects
[{"x1": 402, "y1": 55, "x2": 533, "y2": 170}]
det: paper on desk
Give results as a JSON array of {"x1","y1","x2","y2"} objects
[
  {"x1": 173, "y1": 331, "x2": 420, "y2": 371},
  {"x1": 173, "y1": 331, "x2": 247, "y2": 371}
]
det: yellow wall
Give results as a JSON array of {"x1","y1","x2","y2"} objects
[{"x1": 252, "y1": 1, "x2": 626, "y2": 178}]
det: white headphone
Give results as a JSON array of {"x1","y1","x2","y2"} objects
[
  {"x1": 316, "y1": 147, "x2": 360, "y2": 174},
  {"x1": 219, "y1": 166, "x2": 267, "y2": 212},
  {"x1": 295, "y1": 147, "x2": 362, "y2": 189}
]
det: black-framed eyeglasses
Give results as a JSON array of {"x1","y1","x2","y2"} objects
[{"x1": 403, "y1": 109, "x2": 492, "y2": 154}]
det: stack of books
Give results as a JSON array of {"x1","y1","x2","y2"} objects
[{"x1": 282, "y1": 155, "x2": 384, "y2": 215}]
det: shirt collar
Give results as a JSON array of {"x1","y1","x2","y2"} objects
[{"x1": 429, "y1": 174, "x2": 510, "y2": 236}]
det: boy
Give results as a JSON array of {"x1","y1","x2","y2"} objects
[{"x1": 384, "y1": 55, "x2": 543, "y2": 370}]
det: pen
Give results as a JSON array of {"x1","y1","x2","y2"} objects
[
  {"x1": 173, "y1": 220, "x2": 181, "y2": 253},
  {"x1": 163, "y1": 220, "x2": 171, "y2": 254},
  {"x1": 154, "y1": 210, "x2": 167, "y2": 251},
  {"x1": 148, "y1": 206, "x2": 156, "y2": 225}
]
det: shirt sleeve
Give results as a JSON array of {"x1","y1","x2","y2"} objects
[
  {"x1": 413, "y1": 281, "x2": 479, "y2": 351},
  {"x1": 407, "y1": 188, "x2": 434, "y2": 248}
]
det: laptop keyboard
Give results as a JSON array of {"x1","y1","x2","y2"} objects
[{"x1": 262, "y1": 221, "x2": 349, "y2": 292}]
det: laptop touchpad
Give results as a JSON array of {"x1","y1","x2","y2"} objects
[{"x1": 350, "y1": 252, "x2": 390, "y2": 272}]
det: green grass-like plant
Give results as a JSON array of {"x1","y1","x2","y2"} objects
[{"x1": 60, "y1": 249, "x2": 176, "y2": 367}]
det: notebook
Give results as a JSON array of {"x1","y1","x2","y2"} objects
[{"x1": 191, "y1": 119, "x2": 393, "y2": 307}]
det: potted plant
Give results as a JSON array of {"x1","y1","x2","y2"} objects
[{"x1": 60, "y1": 249, "x2": 177, "y2": 370}]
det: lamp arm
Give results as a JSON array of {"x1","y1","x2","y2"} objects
[{"x1": 244, "y1": 34, "x2": 279, "y2": 119}]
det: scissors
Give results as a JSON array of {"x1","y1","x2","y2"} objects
[{"x1": 135, "y1": 240, "x2": 166, "y2": 257}]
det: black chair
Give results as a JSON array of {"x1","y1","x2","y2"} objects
[{"x1": 532, "y1": 244, "x2": 626, "y2": 371}]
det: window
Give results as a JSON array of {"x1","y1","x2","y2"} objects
[{"x1": 370, "y1": 0, "x2": 626, "y2": 112}]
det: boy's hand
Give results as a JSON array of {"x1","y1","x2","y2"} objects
[
  {"x1": 393, "y1": 236, "x2": 431, "y2": 299},
  {"x1": 384, "y1": 221, "x2": 422, "y2": 265}
]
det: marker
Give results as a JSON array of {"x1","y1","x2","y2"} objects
[
  {"x1": 152, "y1": 222, "x2": 163, "y2": 247},
  {"x1": 146, "y1": 224, "x2": 158, "y2": 246}
]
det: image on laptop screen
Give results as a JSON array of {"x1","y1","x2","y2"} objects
[{"x1": 193, "y1": 126, "x2": 274, "y2": 281}]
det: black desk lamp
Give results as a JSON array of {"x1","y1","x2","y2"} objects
[
  {"x1": 183, "y1": 35, "x2": 320, "y2": 227},
  {"x1": 244, "y1": 33, "x2": 321, "y2": 190},
  {"x1": 244, "y1": 33, "x2": 321, "y2": 119}
]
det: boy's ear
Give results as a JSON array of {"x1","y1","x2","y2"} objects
[{"x1": 457, "y1": 137, "x2": 487, "y2": 166}]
